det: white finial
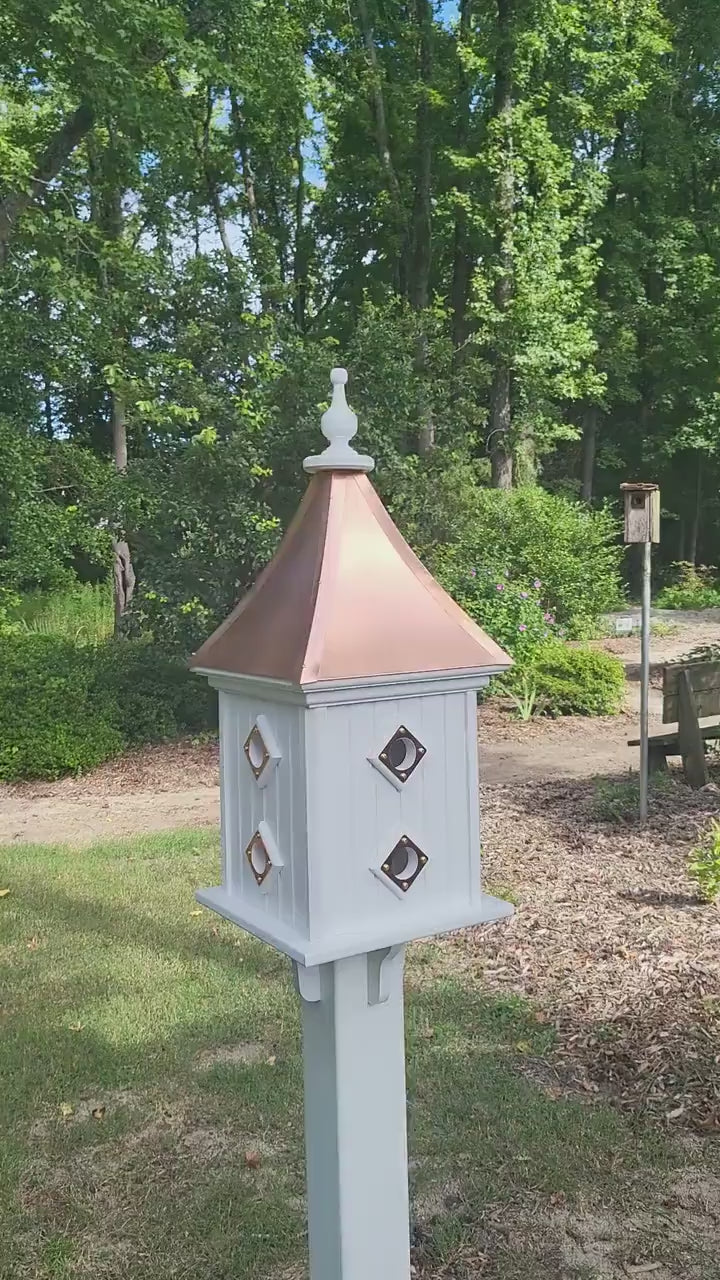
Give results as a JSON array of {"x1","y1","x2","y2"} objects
[{"x1": 303, "y1": 367, "x2": 374, "y2": 474}]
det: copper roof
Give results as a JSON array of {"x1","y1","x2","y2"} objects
[{"x1": 190, "y1": 471, "x2": 511, "y2": 686}]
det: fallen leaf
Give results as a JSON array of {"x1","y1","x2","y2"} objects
[
  {"x1": 59, "y1": 1103, "x2": 73, "y2": 1119},
  {"x1": 0, "y1": 889, "x2": 10, "y2": 898},
  {"x1": 244, "y1": 1150, "x2": 261, "y2": 1169},
  {"x1": 624, "y1": 1264, "x2": 663, "y2": 1275},
  {"x1": 91, "y1": 1105, "x2": 106, "y2": 1120},
  {"x1": 68, "y1": 1022, "x2": 84, "y2": 1033},
  {"x1": 190, "y1": 909, "x2": 203, "y2": 917},
  {"x1": 666, "y1": 1104, "x2": 685, "y2": 1120},
  {"x1": 26, "y1": 937, "x2": 39, "y2": 951},
  {"x1": 515, "y1": 1040, "x2": 533, "y2": 1053},
  {"x1": 266, "y1": 1055, "x2": 277, "y2": 1067}
]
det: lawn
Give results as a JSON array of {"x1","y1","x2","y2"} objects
[{"x1": 0, "y1": 831, "x2": 715, "y2": 1279}]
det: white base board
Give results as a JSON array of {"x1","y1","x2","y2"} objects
[{"x1": 195, "y1": 885, "x2": 513, "y2": 965}]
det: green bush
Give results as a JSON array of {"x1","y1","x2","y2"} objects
[
  {"x1": 95, "y1": 641, "x2": 215, "y2": 744},
  {"x1": 528, "y1": 640, "x2": 626, "y2": 717},
  {"x1": 434, "y1": 558, "x2": 558, "y2": 662},
  {"x1": 389, "y1": 459, "x2": 623, "y2": 639},
  {"x1": 0, "y1": 634, "x2": 216, "y2": 782},
  {"x1": 655, "y1": 563, "x2": 720, "y2": 610},
  {"x1": 0, "y1": 635, "x2": 124, "y2": 781}
]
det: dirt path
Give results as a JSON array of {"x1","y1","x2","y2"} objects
[{"x1": 2, "y1": 611, "x2": 720, "y2": 846}]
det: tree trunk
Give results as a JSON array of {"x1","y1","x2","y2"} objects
[
  {"x1": 356, "y1": 0, "x2": 407, "y2": 288},
  {"x1": 409, "y1": 0, "x2": 434, "y2": 455},
  {"x1": 197, "y1": 87, "x2": 234, "y2": 268},
  {"x1": 230, "y1": 93, "x2": 276, "y2": 314},
  {"x1": 450, "y1": 0, "x2": 473, "y2": 357},
  {"x1": 489, "y1": 365, "x2": 513, "y2": 487},
  {"x1": 293, "y1": 132, "x2": 307, "y2": 332},
  {"x1": 488, "y1": 0, "x2": 514, "y2": 488},
  {"x1": 580, "y1": 405, "x2": 599, "y2": 502},
  {"x1": 0, "y1": 103, "x2": 94, "y2": 255},
  {"x1": 689, "y1": 452, "x2": 702, "y2": 565}
]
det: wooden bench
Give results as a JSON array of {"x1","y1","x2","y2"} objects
[{"x1": 628, "y1": 659, "x2": 720, "y2": 788}]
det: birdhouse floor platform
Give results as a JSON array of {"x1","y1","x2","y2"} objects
[{"x1": 196, "y1": 884, "x2": 513, "y2": 966}]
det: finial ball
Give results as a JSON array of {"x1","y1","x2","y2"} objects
[{"x1": 330, "y1": 367, "x2": 348, "y2": 386}]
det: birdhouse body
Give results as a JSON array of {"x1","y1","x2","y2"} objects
[
  {"x1": 193, "y1": 369, "x2": 513, "y2": 967},
  {"x1": 199, "y1": 671, "x2": 498, "y2": 966},
  {"x1": 621, "y1": 482, "x2": 660, "y2": 544}
]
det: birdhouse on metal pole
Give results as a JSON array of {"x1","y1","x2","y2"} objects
[{"x1": 191, "y1": 368, "x2": 513, "y2": 1279}]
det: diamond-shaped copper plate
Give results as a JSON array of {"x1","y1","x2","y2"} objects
[
  {"x1": 245, "y1": 830, "x2": 272, "y2": 885},
  {"x1": 244, "y1": 723, "x2": 270, "y2": 781}
]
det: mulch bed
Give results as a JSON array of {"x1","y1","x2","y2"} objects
[
  {"x1": 441, "y1": 774, "x2": 720, "y2": 1131},
  {"x1": 2, "y1": 736, "x2": 220, "y2": 799}
]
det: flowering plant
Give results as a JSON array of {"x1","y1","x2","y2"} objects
[{"x1": 436, "y1": 559, "x2": 559, "y2": 663}]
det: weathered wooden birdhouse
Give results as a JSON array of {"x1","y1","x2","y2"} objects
[
  {"x1": 620, "y1": 482, "x2": 660, "y2": 544},
  {"x1": 190, "y1": 369, "x2": 513, "y2": 966}
]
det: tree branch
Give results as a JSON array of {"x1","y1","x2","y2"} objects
[{"x1": 0, "y1": 102, "x2": 94, "y2": 251}]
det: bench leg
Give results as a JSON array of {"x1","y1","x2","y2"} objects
[
  {"x1": 678, "y1": 669, "x2": 709, "y2": 789},
  {"x1": 648, "y1": 743, "x2": 669, "y2": 775}
]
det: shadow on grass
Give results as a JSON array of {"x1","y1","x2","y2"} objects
[{"x1": 0, "y1": 832, "x2": 694, "y2": 1280}]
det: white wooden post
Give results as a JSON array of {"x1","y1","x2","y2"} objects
[{"x1": 295, "y1": 947, "x2": 410, "y2": 1280}]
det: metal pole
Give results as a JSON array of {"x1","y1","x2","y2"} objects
[{"x1": 639, "y1": 539, "x2": 651, "y2": 821}]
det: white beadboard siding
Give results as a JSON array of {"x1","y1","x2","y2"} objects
[
  {"x1": 219, "y1": 693, "x2": 309, "y2": 939},
  {"x1": 305, "y1": 691, "x2": 480, "y2": 945},
  {"x1": 201, "y1": 679, "x2": 507, "y2": 964}
]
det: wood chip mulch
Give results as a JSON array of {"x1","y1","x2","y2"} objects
[{"x1": 441, "y1": 775, "x2": 720, "y2": 1131}]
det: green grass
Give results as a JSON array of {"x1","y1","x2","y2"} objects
[
  {"x1": 0, "y1": 832, "x2": 712, "y2": 1279},
  {"x1": 14, "y1": 581, "x2": 114, "y2": 643}
]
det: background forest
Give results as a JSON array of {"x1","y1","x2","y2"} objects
[{"x1": 1, "y1": 0, "x2": 719, "y2": 777}]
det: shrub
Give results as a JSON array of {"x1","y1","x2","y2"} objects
[
  {"x1": 434, "y1": 559, "x2": 559, "y2": 663},
  {"x1": 655, "y1": 563, "x2": 720, "y2": 610},
  {"x1": 389, "y1": 460, "x2": 623, "y2": 639},
  {"x1": 528, "y1": 640, "x2": 626, "y2": 717},
  {"x1": 94, "y1": 641, "x2": 215, "y2": 744},
  {"x1": 0, "y1": 633, "x2": 216, "y2": 782},
  {"x1": 0, "y1": 634, "x2": 124, "y2": 781},
  {"x1": 688, "y1": 820, "x2": 720, "y2": 903}
]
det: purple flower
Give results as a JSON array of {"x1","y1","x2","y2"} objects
[
  {"x1": 496, "y1": 582, "x2": 505, "y2": 591},
  {"x1": 544, "y1": 612, "x2": 554, "y2": 623},
  {"x1": 469, "y1": 568, "x2": 476, "y2": 577},
  {"x1": 533, "y1": 579, "x2": 541, "y2": 589},
  {"x1": 520, "y1": 591, "x2": 529, "y2": 598},
  {"x1": 543, "y1": 629, "x2": 550, "y2": 637},
  {"x1": 518, "y1": 623, "x2": 527, "y2": 632}
]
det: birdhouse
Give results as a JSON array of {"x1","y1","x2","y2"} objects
[
  {"x1": 620, "y1": 482, "x2": 660, "y2": 544},
  {"x1": 190, "y1": 369, "x2": 513, "y2": 966}
]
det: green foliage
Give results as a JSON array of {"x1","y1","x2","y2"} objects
[
  {"x1": 528, "y1": 641, "x2": 626, "y2": 717},
  {"x1": 0, "y1": 423, "x2": 112, "y2": 594},
  {"x1": 591, "y1": 773, "x2": 673, "y2": 823},
  {"x1": 495, "y1": 670, "x2": 538, "y2": 721},
  {"x1": 655, "y1": 564, "x2": 720, "y2": 611},
  {"x1": 688, "y1": 820, "x2": 720, "y2": 903},
  {"x1": 95, "y1": 641, "x2": 214, "y2": 745},
  {"x1": 122, "y1": 431, "x2": 280, "y2": 654},
  {"x1": 0, "y1": 635, "x2": 124, "y2": 781},
  {"x1": 395, "y1": 461, "x2": 622, "y2": 641},
  {"x1": 437, "y1": 560, "x2": 556, "y2": 662},
  {"x1": 0, "y1": 634, "x2": 214, "y2": 782},
  {"x1": 15, "y1": 582, "x2": 113, "y2": 643}
]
